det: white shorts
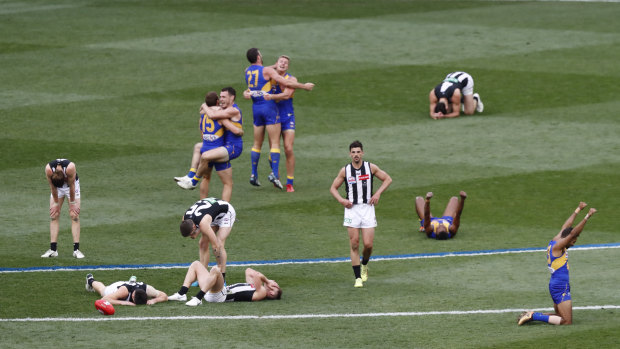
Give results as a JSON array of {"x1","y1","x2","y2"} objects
[
  {"x1": 343, "y1": 204, "x2": 377, "y2": 228},
  {"x1": 103, "y1": 281, "x2": 125, "y2": 296},
  {"x1": 460, "y1": 73, "x2": 474, "y2": 96},
  {"x1": 51, "y1": 179, "x2": 81, "y2": 200},
  {"x1": 212, "y1": 204, "x2": 236, "y2": 228},
  {"x1": 205, "y1": 288, "x2": 227, "y2": 303}
]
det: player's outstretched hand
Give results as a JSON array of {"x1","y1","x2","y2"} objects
[
  {"x1": 460, "y1": 191, "x2": 467, "y2": 199},
  {"x1": 588, "y1": 208, "x2": 597, "y2": 216},
  {"x1": 426, "y1": 192, "x2": 433, "y2": 200},
  {"x1": 578, "y1": 202, "x2": 587, "y2": 210},
  {"x1": 303, "y1": 82, "x2": 315, "y2": 91}
]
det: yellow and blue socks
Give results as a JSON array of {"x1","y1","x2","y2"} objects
[
  {"x1": 251, "y1": 148, "x2": 261, "y2": 177},
  {"x1": 287, "y1": 176, "x2": 294, "y2": 186},
  {"x1": 270, "y1": 148, "x2": 280, "y2": 178}
]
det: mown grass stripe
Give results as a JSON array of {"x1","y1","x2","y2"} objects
[{"x1": 3, "y1": 243, "x2": 618, "y2": 273}]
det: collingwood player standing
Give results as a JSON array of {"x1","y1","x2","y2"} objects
[
  {"x1": 329, "y1": 140, "x2": 392, "y2": 288},
  {"x1": 179, "y1": 198, "x2": 236, "y2": 278}
]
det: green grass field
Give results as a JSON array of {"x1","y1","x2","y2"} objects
[{"x1": 2, "y1": 0, "x2": 620, "y2": 348}]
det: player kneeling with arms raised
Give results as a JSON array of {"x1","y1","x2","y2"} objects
[
  {"x1": 168, "y1": 261, "x2": 281, "y2": 306},
  {"x1": 518, "y1": 202, "x2": 597, "y2": 326}
]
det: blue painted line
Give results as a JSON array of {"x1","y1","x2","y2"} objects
[{"x1": 2, "y1": 242, "x2": 619, "y2": 273}]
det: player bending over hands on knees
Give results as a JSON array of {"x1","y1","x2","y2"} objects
[
  {"x1": 85, "y1": 274, "x2": 168, "y2": 306},
  {"x1": 415, "y1": 191, "x2": 467, "y2": 240},
  {"x1": 180, "y1": 198, "x2": 236, "y2": 281},
  {"x1": 518, "y1": 202, "x2": 597, "y2": 326},
  {"x1": 168, "y1": 261, "x2": 282, "y2": 306}
]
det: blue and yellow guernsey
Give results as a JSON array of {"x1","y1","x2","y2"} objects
[
  {"x1": 547, "y1": 240, "x2": 570, "y2": 283},
  {"x1": 200, "y1": 113, "x2": 224, "y2": 148},
  {"x1": 271, "y1": 72, "x2": 295, "y2": 113},
  {"x1": 245, "y1": 65, "x2": 273, "y2": 104},
  {"x1": 224, "y1": 104, "x2": 243, "y2": 145}
]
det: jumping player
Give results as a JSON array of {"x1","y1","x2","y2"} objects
[
  {"x1": 415, "y1": 191, "x2": 467, "y2": 240},
  {"x1": 429, "y1": 71, "x2": 483, "y2": 119},
  {"x1": 518, "y1": 202, "x2": 597, "y2": 326},
  {"x1": 176, "y1": 87, "x2": 243, "y2": 201},
  {"x1": 263, "y1": 55, "x2": 298, "y2": 192},
  {"x1": 174, "y1": 91, "x2": 243, "y2": 201},
  {"x1": 244, "y1": 48, "x2": 314, "y2": 189}
]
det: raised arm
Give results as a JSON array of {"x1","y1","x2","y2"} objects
[
  {"x1": 449, "y1": 191, "x2": 467, "y2": 235},
  {"x1": 264, "y1": 67, "x2": 314, "y2": 91},
  {"x1": 561, "y1": 202, "x2": 588, "y2": 231},
  {"x1": 554, "y1": 207, "x2": 597, "y2": 251},
  {"x1": 423, "y1": 192, "x2": 433, "y2": 236}
]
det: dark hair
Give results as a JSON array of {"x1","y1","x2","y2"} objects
[
  {"x1": 205, "y1": 92, "x2": 219, "y2": 107},
  {"x1": 349, "y1": 140, "x2": 363, "y2": 151},
  {"x1": 180, "y1": 219, "x2": 195, "y2": 237},
  {"x1": 434, "y1": 101, "x2": 447, "y2": 115},
  {"x1": 561, "y1": 227, "x2": 573, "y2": 238},
  {"x1": 221, "y1": 86, "x2": 236, "y2": 98},
  {"x1": 436, "y1": 231, "x2": 450, "y2": 240},
  {"x1": 133, "y1": 289, "x2": 147, "y2": 305},
  {"x1": 50, "y1": 170, "x2": 65, "y2": 187},
  {"x1": 268, "y1": 287, "x2": 282, "y2": 300},
  {"x1": 247, "y1": 48, "x2": 260, "y2": 63}
]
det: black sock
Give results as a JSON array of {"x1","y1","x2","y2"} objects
[
  {"x1": 353, "y1": 265, "x2": 361, "y2": 279},
  {"x1": 73, "y1": 242, "x2": 80, "y2": 251},
  {"x1": 88, "y1": 278, "x2": 95, "y2": 287},
  {"x1": 50, "y1": 242, "x2": 57, "y2": 251},
  {"x1": 179, "y1": 286, "x2": 189, "y2": 295},
  {"x1": 195, "y1": 290, "x2": 206, "y2": 300},
  {"x1": 362, "y1": 258, "x2": 369, "y2": 265},
  {"x1": 222, "y1": 272, "x2": 226, "y2": 283}
]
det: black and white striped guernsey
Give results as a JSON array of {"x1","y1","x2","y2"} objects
[
  {"x1": 225, "y1": 283, "x2": 255, "y2": 302},
  {"x1": 344, "y1": 161, "x2": 373, "y2": 204}
]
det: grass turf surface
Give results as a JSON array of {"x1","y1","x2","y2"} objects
[{"x1": 1, "y1": 0, "x2": 620, "y2": 348}]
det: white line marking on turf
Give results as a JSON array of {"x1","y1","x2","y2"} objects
[{"x1": 2, "y1": 305, "x2": 618, "y2": 322}]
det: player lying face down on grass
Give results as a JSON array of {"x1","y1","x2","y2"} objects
[
  {"x1": 85, "y1": 274, "x2": 168, "y2": 306},
  {"x1": 168, "y1": 261, "x2": 282, "y2": 306}
]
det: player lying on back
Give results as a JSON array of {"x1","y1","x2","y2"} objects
[{"x1": 168, "y1": 261, "x2": 282, "y2": 306}]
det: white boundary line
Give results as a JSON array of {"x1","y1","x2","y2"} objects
[{"x1": 2, "y1": 305, "x2": 619, "y2": 322}]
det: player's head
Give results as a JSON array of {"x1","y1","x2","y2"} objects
[
  {"x1": 561, "y1": 227, "x2": 578, "y2": 248},
  {"x1": 247, "y1": 48, "x2": 261, "y2": 64},
  {"x1": 220, "y1": 87, "x2": 236, "y2": 107},
  {"x1": 435, "y1": 224, "x2": 450, "y2": 240},
  {"x1": 435, "y1": 101, "x2": 447, "y2": 115},
  {"x1": 132, "y1": 289, "x2": 148, "y2": 305},
  {"x1": 50, "y1": 168, "x2": 65, "y2": 187},
  {"x1": 180, "y1": 219, "x2": 197, "y2": 238},
  {"x1": 266, "y1": 282, "x2": 282, "y2": 300},
  {"x1": 276, "y1": 55, "x2": 290, "y2": 72},
  {"x1": 205, "y1": 91, "x2": 219, "y2": 107},
  {"x1": 349, "y1": 140, "x2": 363, "y2": 151}
]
